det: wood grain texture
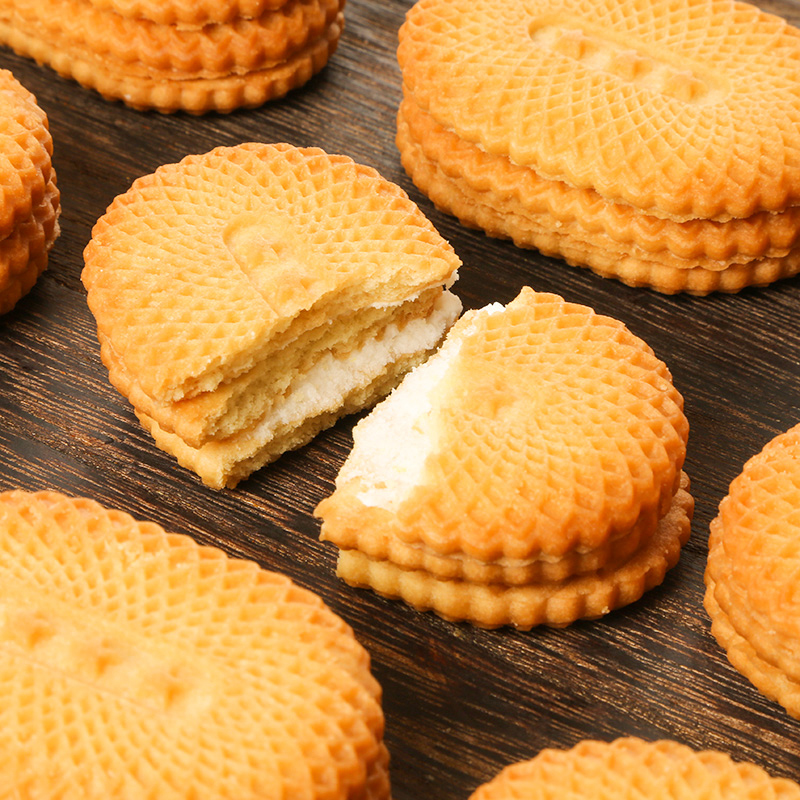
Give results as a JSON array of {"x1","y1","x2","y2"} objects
[{"x1": 1, "y1": 0, "x2": 800, "y2": 797}]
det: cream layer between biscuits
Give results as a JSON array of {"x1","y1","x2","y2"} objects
[{"x1": 143, "y1": 289, "x2": 462, "y2": 488}]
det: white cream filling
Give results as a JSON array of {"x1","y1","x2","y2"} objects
[
  {"x1": 337, "y1": 301, "x2": 505, "y2": 509},
  {"x1": 239, "y1": 289, "x2": 464, "y2": 453}
]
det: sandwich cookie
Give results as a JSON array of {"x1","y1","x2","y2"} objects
[
  {"x1": 316, "y1": 288, "x2": 692, "y2": 629},
  {"x1": 0, "y1": 68, "x2": 59, "y2": 314},
  {"x1": 0, "y1": 0, "x2": 345, "y2": 112},
  {"x1": 82, "y1": 142, "x2": 461, "y2": 488},
  {"x1": 397, "y1": 0, "x2": 800, "y2": 294}
]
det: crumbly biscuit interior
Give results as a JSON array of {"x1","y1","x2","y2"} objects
[
  {"x1": 239, "y1": 289, "x2": 463, "y2": 450},
  {"x1": 139, "y1": 288, "x2": 462, "y2": 488}
]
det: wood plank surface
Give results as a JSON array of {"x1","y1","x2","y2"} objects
[{"x1": 1, "y1": 1, "x2": 800, "y2": 796}]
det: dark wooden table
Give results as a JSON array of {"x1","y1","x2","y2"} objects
[{"x1": 2, "y1": 1, "x2": 800, "y2": 796}]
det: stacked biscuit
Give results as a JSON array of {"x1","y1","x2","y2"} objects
[
  {"x1": 704, "y1": 423, "x2": 800, "y2": 719},
  {"x1": 0, "y1": 0, "x2": 345, "y2": 112},
  {"x1": 0, "y1": 68, "x2": 59, "y2": 314},
  {"x1": 397, "y1": 0, "x2": 800, "y2": 295},
  {"x1": 82, "y1": 142, "x2": 462, "y2": 490},
  {"x1": 468, "y1": 738, "x2": 800, "y2": 800},
  {"x1": 0, "y1": 489, "x2": 390, "y2": 799},
  {"x1": 316, "y1": 288, "x2": 693, "y2": 629}
]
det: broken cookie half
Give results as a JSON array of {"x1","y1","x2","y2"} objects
[
  {"x1": 82, "y1": 142, "x2": 461, "y2": 489},
  {"x1": 316, "y1": 287, "x2": 693, "y2": 629}
]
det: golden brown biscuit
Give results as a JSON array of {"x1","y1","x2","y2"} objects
[
  {"x1": 317, "y1": 288, "x2": 692, "y2": 628},
  {"x1": 334, "y1": 479, "x2": 692, "y2": 629},
  {"x1": 0, "y1": 0, "x2": 345, "y2": 112},
  {"x1": 396, "y1": 95, "x2": 800, "y2": 295},
  {"x1": 1, "y1": 0, "x2": 343, "y2": 75},
  {"x1": 0, "y1": 179, "x2": 60, "y2": 314},
  {"x1": 705, "y1": 423, "x2": 800, "y2": 718},
  {"x1": 397, "y1": 0, "x2": 800, "y2": 293},
  {"x1": 0, "y1": 489, "x2": 390, "y2": 799},
  {"x1": 83, "y1": 142, "x2": 461, "y2": 488},
  {"x1": 84, "y1": 0, "x2": 291, "y2": 26},
  {"x1": 469, "y1": 738, "x2": 800, "y2": 799},
  {"x1": 0, "y1": 69, "x2": 59, "y2": 315},
  {"x1": 399, "y1": 0, "x2": 800, "y2": 221}
]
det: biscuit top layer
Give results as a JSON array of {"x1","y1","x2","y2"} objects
[
  {"x1": 715, "y1": 423, "x2": 800, "y2": 640},
  {"x1": 0, "y1": 490, "x2": 385, "y2": 799},
  {"x1": 399, "y1": 0, "x2": 800, "y2": 221},
  {"x1": 9, "y1": 0, "x2": 344, "y2": 76},
  {"x1": 83, "y1": 0, "x2": 291, "y2": 26},
  {"x1": 319, "y1": 288, "x2": 688, "y2": 562},
  {"x1": 82, "y1": 142, "x2": 460, "y2": 403},
  {"x1": 469, "y1": 738, "x2": 800, "y2": 799},
  {"x1": 0, "y1": 69, "x2": 53, "y2": 240}
]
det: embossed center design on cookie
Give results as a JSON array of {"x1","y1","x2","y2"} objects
[
  {"x1": 0, "y1": 598, "x2": 209, "y2": 716},
  {"x1": 224, "y1": 212, "x2": 325, "y2": 315},
  {"x1": 529, "y1": 19, "x2": 728, "y2": 104}
]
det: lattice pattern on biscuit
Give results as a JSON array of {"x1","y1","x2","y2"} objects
[
  {"x1": 0, "y1": 0, "x2": 343, "y2": 76},
  {"x1": 0, "y1": 69, "x2": 59, "y2": 313},
  {"x1": 0, "y1": 490, "x2": 389, "y2": 799},
  {"x1": 320, "y1": 289, "x2": 687, "y2": 564},
  {"x1": 399, "y1": 0, "x2": 800, "y2": 220},
  {"x1": 0, "y1": 179, "x2": 60, "y2": 314},
  {"x1": 469, "y1": 738, "x2": 800, "y2": 799},
  {"x1": 0, "y1": 70, "x2": 53, "y2": 241},
  {"x1": 704, "y1": 424, "x2": 800, "y2": 717},
  {"x1": 712, "y1": 426, "x2": 800, "y2": 638},
  {"x1": 83, "y1": 142, "x2": 460, "y2": 402}
]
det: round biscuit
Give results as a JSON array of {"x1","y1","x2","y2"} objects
[
  {"x1": 0, "y1": 489, "x2": 390, "y2": 799},
  {"x1": 0, "y1": 10, "x2": 344, "y2": 113},
  {"x1": 317, "y1": 289, "x2": 692, "y2": 627},
  {"x1": 396, "y1": 94, "x2": 800, "y2": 294},
  {"x1": 82, "y1": 142, "x2": 460, "y2": 403},
  {"x1": 334, "y1": 476, "x2": 692, "y2": 629},
  {"x1": 399, "y1": 0, "x2": 800, "y2": 221},
  {"x1": 396, "y1": 110, "x2": 800, "y2": 294},
  {"x1": 469, "y1": 738, "x2": 800, "y2": 799}
]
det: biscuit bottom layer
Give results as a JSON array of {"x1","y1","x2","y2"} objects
[
  {"x1": 137, "y1": 290, "x2": 462, "y2": 489},
  {"x1": 334, "y1": 474, "x2": 692, "y2": 629},
  {"x1": 704, "y1": 572, "x2": 800, "y2": 719}
]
